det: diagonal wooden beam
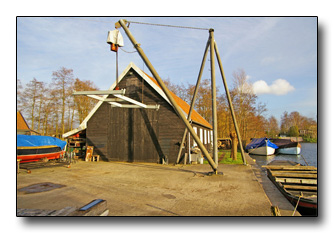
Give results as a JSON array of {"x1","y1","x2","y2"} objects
[{"x1": 114, "y1": 94, "x2": 147, "y2": 108}]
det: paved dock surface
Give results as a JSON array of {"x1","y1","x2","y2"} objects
[{"x1": 17, "y1": 159, "x2": 295, "y2": 216}]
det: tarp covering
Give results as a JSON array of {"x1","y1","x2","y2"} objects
[
  {"x1": 271, "y1": 139, "x2": 299, "y2": 148},
  {"x1": 17, "y1": 135, "x2": 67, "y2": 150},
  {"x1": 245, "y1": 137, "x2": 278, "y2": 151}
]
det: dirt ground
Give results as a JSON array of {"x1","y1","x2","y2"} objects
[{"x1": 17, "y1": 160, "x2": 274, "y2": 216}]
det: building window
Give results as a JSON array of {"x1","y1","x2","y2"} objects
[
  {"x1": 208, "y1": 130, "x2": 210, "y2": 143},
  {"x1": 193, "y1": 127, "x2": 197, "y2": 146},
  {"x1": 204, "y1": 129, "x2": 207, "y2": 144},
  {"x1": 211, "y1": 131, "x2": 213, "y2": 145},
  {"x1": 199, "y1": 128, "x2": 203, "y2": 143}
]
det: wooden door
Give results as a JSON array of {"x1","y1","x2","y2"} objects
[
  {"x1": 108, "y1": 107, "x2": 160, "y2": 162},
  {"x1": 108, "y1": 108, "x2": 132, "y2": 161},
  {"x1": 132, "y1": 108, "x2": 160, "y2": 163}
]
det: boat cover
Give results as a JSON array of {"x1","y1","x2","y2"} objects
[
  {"x1": 271, "y1": 138, "x2": 299, "y2": 148},
  {"x1": 17, "y1": 135, "x2": 67, "y2": 149},
  {"x1": 245, "y1": 137, "x2": 278, "y2": 151}
]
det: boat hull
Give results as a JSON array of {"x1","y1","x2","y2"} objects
[
  {"x1": 17, "y1": 147, "x2": 65, "y2": 163},
  {"x1": 271, "y1": 139, "x2": 301, "y2": 155},
  {"x1": 277, "y1": 146, "x2": 301, "y2": 155},
  {"x1": 248, "y1": 145, "x2": 276, "y2": 156}
]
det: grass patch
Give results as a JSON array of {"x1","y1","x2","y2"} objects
[{"x1": 203, "y1": 149, "x2": 243, "y2": 165}]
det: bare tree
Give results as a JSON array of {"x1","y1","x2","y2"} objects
[
  {"x1": 73, "y1": 78, "x2": 99, "y2": 123},
  {"x1": 267, "y1": 116, "x2": 279, "y2": 138},
  {"x1": 230, "y1": 69, "x2": 257, "y2": 141},
  {"x1": 23, "y1": 78, "x2": 45, "y2": 130},
  {"x1": 52, "y1": 67, "x2": 74, "y2": 136}
]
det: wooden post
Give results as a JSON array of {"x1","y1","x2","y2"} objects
[
  {"x1": 17, "y1": 159, "x2": 22, "y2": 174},
  {"x1": 230, "y1": 132, "x2": 238, "y2": 160},
  {"x1": 209, "y1": 29, "x2": 218, "y2": 165}
]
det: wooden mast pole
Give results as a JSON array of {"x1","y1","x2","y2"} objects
[
  {"x1": 209, "y1": 29, "x2": 218, "y2": 165},
  {"x1": 118, "y1": 19, "x2": 218, "y2": 173}
]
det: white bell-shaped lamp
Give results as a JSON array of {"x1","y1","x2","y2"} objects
[{"x1": 107, "y1": 30, "x2": 124, "y2": 52}]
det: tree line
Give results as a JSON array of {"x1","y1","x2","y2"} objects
[
  {"x1": 165, "y1": 68, "x2": 317, "y2": 143},
  {"x1": 17, "y1": 67, "x2": 99, "y2": 137},
  {"x1": 18, "y1": 67, "x2": 316, "y2": 142},
  {"x1": 165, "y1": 69, "x2": 269, "y2": 143}
]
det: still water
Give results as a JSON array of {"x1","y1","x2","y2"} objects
[{"x1": 249, "y1": 143, "x2": 317, "y2": 167}]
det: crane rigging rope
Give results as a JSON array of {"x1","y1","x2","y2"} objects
[
  {"x1": 61, "y1": 17, "x2": 210, "y2": 31},
  {"x1": 126, "y1": 20, "x2": 210, "y2": 31}
]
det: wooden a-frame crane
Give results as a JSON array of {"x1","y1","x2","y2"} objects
[{"x1": 116, "y1": 19, "x2": 247, "y2": 173}]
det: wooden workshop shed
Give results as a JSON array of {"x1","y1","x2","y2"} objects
[{"x1": 64, "y1": 62, "x2": 212, "y2": 163}]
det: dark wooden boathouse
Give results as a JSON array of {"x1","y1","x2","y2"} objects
[{"x1": 64, "y1": 62, "x2": 212, "y2": 164}]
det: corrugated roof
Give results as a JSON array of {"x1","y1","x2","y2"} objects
[{"x1": 143, "y1": 71, "x2": 212, "y2": 129}]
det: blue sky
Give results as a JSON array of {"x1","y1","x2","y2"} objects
[{"x1": 17, "y1": 17, "x2": 317, "y2": 122}]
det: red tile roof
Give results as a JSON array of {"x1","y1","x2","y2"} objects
[{"x1": 144, "y1": 72, "x2": 212, "y2": 129}]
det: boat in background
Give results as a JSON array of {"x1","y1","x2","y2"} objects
[
  {"x1": 271, "y1": 138, "x2": 301, "y2": 155},
  {"x1": 17, "y1": 135, "x2": 67, "y2": 163},
  {"x1": 245, "y1": 137, "x2": 278, "y2": 156}
]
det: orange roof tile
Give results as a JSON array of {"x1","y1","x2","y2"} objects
[
  {"x1": 144, "y1": 72, "x2": 212, "y2": 129},
  {"x1": 17, "y1": 111, "x2": 30, "y2": 130}
]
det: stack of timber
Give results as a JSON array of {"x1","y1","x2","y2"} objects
[{"x1": 263, "y1": 160, "x2": 317, "y2": 216}]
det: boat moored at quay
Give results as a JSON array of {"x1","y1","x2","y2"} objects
[
  {"x1": 245, "y1": 137, "x2": 278, "y2": 156},
  {"x1": 271, "y1": 138, "x2": 301, "y2": 155}
]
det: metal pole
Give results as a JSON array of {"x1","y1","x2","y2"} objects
[
  {"x1": 118, "y1": 19, "x2": 217, "y2": 172},
  {"x1": 214, "y1": 41, "x2": 247, "y2": 165},
  {"x1": 210, "y1": 29, "x2": 218, "y2": 165},
  {"x1": 175, "y1": 38, "x2": 210, "y2": 164},
  {"x1": 116, "y1": 49, "x2": 119, "y2": 88}
]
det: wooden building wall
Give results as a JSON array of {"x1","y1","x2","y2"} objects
[{"x1": 86, "y1": 68, "x2": 212, "y2": 163}]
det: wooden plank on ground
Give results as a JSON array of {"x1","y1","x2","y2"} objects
[
  {"x1": 49, "y1": 206, "x2": 77, "y2": 216},
  {"x1": 17, "y1": 208, "x2": 55, "y2": 216}
]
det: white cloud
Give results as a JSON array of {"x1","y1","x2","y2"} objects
[{"x1": 253, "y1": 79, "x2": 295, "y2": 95}]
